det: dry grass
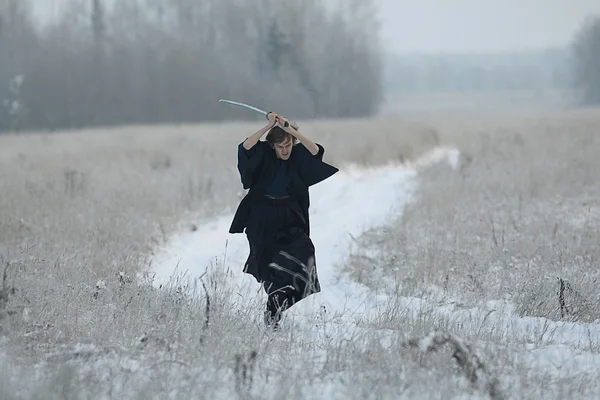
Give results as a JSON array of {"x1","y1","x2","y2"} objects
[
  {"x1": 1, "y1": 109, "x2": 600, "y2": 399},
  {"x1": 0, "y1": 116, "x2": 441, "y2": 398},
  {"x1": 347, "y1": 108, "x2": 600, "y2": 323},
  {"x1": 0, "y1": 117, "x2": 440, "y2": 274}
]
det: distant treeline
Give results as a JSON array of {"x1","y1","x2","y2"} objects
[
  {"x1": 384, "y1": 48, "x2": 570, "y2": 94},
  {"x1": 384, "y1": 14, "x2": 600, "y2": 108},
  {"x1": 0, "y1": 0, "x2": 382, "y2": 132},
  {"x1": 571, "y1": 15, "x2": 600, "y2": 105}
]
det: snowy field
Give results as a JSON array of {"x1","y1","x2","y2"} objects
[
  {"x1": 151, "y1": 147, "x2": 461, "y2": 330},
  {"x1": 1, "y1": 110, "x2": 600, "y2": 399}
]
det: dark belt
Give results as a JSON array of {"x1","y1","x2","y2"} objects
[{"x1": 265, "y1": 194, "x2": 291, "y2": 200}]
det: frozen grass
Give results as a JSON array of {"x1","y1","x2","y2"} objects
[
  {"x1": 1, "y1": 110, "x2": 600, "y2": 399},
  {"x1": 0, "y1": 117, "x2": 443, "y2": 398},
  {"x1": 347, "y1": 109, "x2": 600, "y2": 323}
]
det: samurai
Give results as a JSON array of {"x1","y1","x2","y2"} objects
[{"x1": 229, "y1": 112, "x2": 339, "y2": 329}]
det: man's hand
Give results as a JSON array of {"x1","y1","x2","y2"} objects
[
  {"x1": 266, "y1": 112, "x2": 278, "y2": 128},
  {"x1": 243, "y1": 112, "x2": 278, "y2": 150},
  {"x1": 277, "y1": 117, "x2": 319, "y2": 155},
  {"x1": 277, "y1": 116, "x2": 297, "y2": 133}
]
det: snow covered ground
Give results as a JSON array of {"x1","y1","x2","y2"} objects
[
  {"x1": 150, "y1": 147, "x2": 461, "y2": 328},
  {"x1": 4, "y1": 139, "x2": 600, "y2": 399},
  {"x1": 148, "y1": 144, "x2": 600, "y2": 398}
]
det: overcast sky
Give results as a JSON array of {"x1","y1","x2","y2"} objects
[
  {"x1": 378, "y1": 0, "x2": 600, "y2": 54},
  {"x1": 31, "y1": 1, "x2": 600, "y2": 54}
]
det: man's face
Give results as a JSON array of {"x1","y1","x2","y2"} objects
[{"x1": 274, "y1": 136, "x2": 293, "y2": 160}]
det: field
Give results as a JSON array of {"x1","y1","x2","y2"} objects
[{"x1": 1, "y1": 107, "x2": 600, "y2": 399}]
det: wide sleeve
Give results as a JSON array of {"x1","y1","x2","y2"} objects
[
  {"x1": 314, "y1": 143, "x2": 325, "y2": 161},
  {"x1": 294, "y1": 143, "x2": 339, "y2": 187},
  {"x1": 237, "y1": 140, "x2": 266, "y2": 189}
]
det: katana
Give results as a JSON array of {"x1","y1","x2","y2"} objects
[{"x1": 219, "y1": 99, "x2": 291, "y2": 127}]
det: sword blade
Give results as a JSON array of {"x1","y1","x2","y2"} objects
[{"x1": 218, "y1": 99, "x2": 269, "y2": 116}]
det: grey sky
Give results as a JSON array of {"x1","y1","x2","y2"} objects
[
  {"x1": 378, "y1": 0, "x2": 600, "y2": 54},
  {"x1": 31, "y1": 1, "x2": 600, "y2": 54}
]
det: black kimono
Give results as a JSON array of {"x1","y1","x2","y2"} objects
[{"x1": 229, "y1": 139, "x2": 339, "y2": 324}]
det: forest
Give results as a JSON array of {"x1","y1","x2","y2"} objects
[
  {"x1": 1, "y1": 1, "x2": 599, "y2": 133},
  {"x1": 0, "y1": 0, "x2": 382, "y2": 132}
]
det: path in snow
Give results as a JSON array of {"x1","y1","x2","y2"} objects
[
  {"x1": 150, "y1": 146, "x2": 461, "y2": 326},
  {"x1": 149, "y1": 145, "x2": 600, "y2": 381}
]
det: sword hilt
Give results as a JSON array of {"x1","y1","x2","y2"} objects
[{"x1": 267, "y1": 112, "x2": 297, "y2": 129}]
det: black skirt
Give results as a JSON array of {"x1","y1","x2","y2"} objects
[{"x1": 243, "y1": 195, "x2": 321, "y2": 298}]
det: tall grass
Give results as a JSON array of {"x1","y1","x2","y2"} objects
[
  {"x1": 347, "y1": 109, "x2": 600, "y2": 323},
  {"x1": 0, "y1": 117, "x2": 444, "y2": 398},
  {"x1": 2, "y1": 110, "x2": 600, "y2": 398}
]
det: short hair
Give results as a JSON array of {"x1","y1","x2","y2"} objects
[{"x1": 266, "y1": 126, "x2": 299, "y2": 147}]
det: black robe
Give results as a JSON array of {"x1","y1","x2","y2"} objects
[{"x1": 229, "y1": 140, "x2": 339, "y2": 288}]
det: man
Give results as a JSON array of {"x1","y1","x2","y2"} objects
[{"x1": 229, "y1": 112, "x2": 339, "y2": 329}]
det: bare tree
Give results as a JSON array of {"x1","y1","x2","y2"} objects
[
  {"x1": 571, "y1": 15, "x2": 600, "y2": 105},
  {"x1": 0, "y1": 0, "x2": 384, "y2": 133},
  {"x1": 0, "y1": 0, "x2": 36, "y2": 131},
  {"x1": 91, "y1": 0, "x2": 106, "y2": 43}
]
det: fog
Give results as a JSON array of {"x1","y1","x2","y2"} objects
[
  {"x1": 1, "y1": 0, "x2": 599, "y2": 132},
  {"x1": 378, "y1": 0, "x2": 600, "y2": 54},
  {"x1": 33, "y1": 0, "x2": 600, "y2": 53},
  {"x1": 375, "y1": 0, "x2": 600, "y2": 113}
]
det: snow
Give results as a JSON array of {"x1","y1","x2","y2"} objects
[
  {"x1": 151, "y1": 147, "x2": 461, "y2": 326},
  {"x1": 149, "y1": 144, "x2": 600, "y2": 394}
]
